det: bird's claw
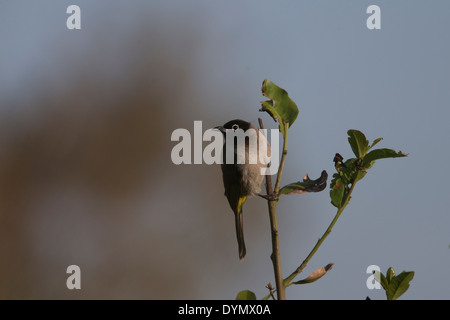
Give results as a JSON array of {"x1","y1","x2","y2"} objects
[{"x1": 258, "y1": 193, "x2": 280, "y2": 201}]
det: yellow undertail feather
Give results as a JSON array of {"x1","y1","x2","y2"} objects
[{"x1": 237, "y1": 196, "x2": 247, "y2": 214}]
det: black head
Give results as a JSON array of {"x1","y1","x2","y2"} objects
[{"x1": 216, "y1": 119, "x2": 252, "y2": 133}]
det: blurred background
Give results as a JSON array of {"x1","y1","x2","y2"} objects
[{"x1": 1, "y1": 0, "x2": 449, "y2": 299}]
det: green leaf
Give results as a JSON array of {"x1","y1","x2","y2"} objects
[
  {"x1": 338, "y1": 158, "x2": 357, "y2": 184},
  {"x1": 260, "y1": 100, "x2": 279, "y2": 121},
  {"x1": 374, "y1": 270, "x2": 389, "y2": 291},
  {"x1": 369, "y1": 137, "x2": 383, "y2": 150},
  {"x1": 353, "y1": 170, "x2": 367, "y2": 184},
  {"x1": 386, "y1": 267, "x2": 395, "y2": 283},
  {"x1": 362, "y1": 148, "x2": 408, "y2": 168},
  {"x1": 387, "y1": 271, "x2": 415, "y2": 300},
  {"x1": 330, "y1": 177, "x2": 345, "y2": 208},
  {"x1": 261, "y1": 100, "x2": 288, "y2": 138},
  {"x1": 347, "y1": 130, "x2": 369, "y2": 158},
  {"x1": 260, "y1": 79, "x2": 299, "y2": 131},
  {"x1": 235, "y1": 290, "x2": 257, "y2": 300},
  {"x1": 280, "y1": 170, "x2": 328, "y2": 195}
]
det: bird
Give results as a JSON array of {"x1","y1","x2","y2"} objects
[{"x1": 215, "y1": 119, "x2": 271, "y2": 260}]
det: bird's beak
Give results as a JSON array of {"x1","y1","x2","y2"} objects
[{"x1": 214, "y1": 125, "x2": 225, "y2": 134}]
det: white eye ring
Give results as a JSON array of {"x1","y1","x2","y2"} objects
[{"x1": 232, "y1": 124, "x2": 239, "y2": 130}]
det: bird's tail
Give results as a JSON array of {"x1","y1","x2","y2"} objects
[
  {"x1": 235, "y1": 197, "x2": 247, "y2": 260},
  {"x1": 235, "y1": 210, "x2": 246, "y2": 260}
]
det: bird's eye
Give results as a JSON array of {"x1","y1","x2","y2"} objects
[{"x1": 232, "y1": 124, "x2": 239, "y2": 131}]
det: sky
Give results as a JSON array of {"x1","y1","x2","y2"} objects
[{"x1": 0, "y1": 1, "x2": 449, "y2": 299}]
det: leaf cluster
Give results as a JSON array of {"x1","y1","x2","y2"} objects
[
  {"x1": 330, "y1": 130, "x2": 407, "y2": 208},
  {"x1": 374, "y1": 267, "x2": 415, "y2": 300},
  {"x1": 260, "y1": 79, "x2": 298, "y2": 139}
]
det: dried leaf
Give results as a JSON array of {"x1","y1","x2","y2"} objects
[
  {"x1": 293, "y1": 263, "x2": 334, "y2": 285},
  {"x1": 280, "y1": 170, "x2": 328, "y2": 195}
]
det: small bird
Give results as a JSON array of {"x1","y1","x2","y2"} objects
[{"x1": 215, "y1": 119, "x2": 271, "y2": 260}]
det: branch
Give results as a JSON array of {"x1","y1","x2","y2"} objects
[
  {"x1": 258, "y1": 118, "x2": 286, "y2": 300},
  {"x1": 284, "y1": 182, "x2": 356, "y2": 287},
  {"x1": 265, "y1": 283, "x2": 276, "y2": 300},
  {"x1": 273, "y1": 121, "x2": 289, "y2": 195}
]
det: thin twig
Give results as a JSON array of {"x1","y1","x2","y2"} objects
[
  {"x1": 265, "y1": 283, "x2": 276, "y2": 300},
  {"x1": 258, "y1": 118, "x2": 273, "y2": 197},
  {"x1": 273, "y1": 122, "x2": 289, "y2": 195},
  {"x1": 258, "y1": 117, "x2": 286, "y2": 300},
  {"x1": 284, "y1": 182, "x2": 356, "y2": 287},
  {"x1": 262, "y1": 179, "x2": 356, "y2": 300}
]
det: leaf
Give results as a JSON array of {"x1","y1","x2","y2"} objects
[
  {"x1": 386, "y1": 267, "x2": 395, "y2": 283},
  {"x1": 280, "y1": 170, "x2": 328, "y2": 195},
  {"x1": 369, "y1": 137, "x2": 383, "y2": 150},
  {"x1": 347, "y1": 130, "x2": 369, "y2": 158},
  {"x1": 387, "y1": 271, "x2": 415, "y2": 300},
  {"x1": 353, "y1": 170, "x2": 367, "y2": 184},
  {"x1": 260, "y1": 100, "x2": 279, "y2": 121},
  {"x1": 374, "y1": 270, "x2": 389, "y2": 291},
  {"x1": 330, "y1": 177, "x2": 345, "y2": 208},
  {"x1": 260, "y1": 79, "x2": 299, "y2": 134},
  {"x1": 293, "y1": 263, "x2": 334, "y2": 285},
  {"x1": 235, "y1": 290, "x2": 257, "y2": 300},
  {"x1": 261, "y1": 100, "x2": 288, "y2": 138},
  {"x1": 362, "y1": 148, "x2": 408, "y2": 168}
]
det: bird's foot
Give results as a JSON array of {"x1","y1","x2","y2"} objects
[{"x1": 258, "y1": 193, "x2": 280, "y2": 201}]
